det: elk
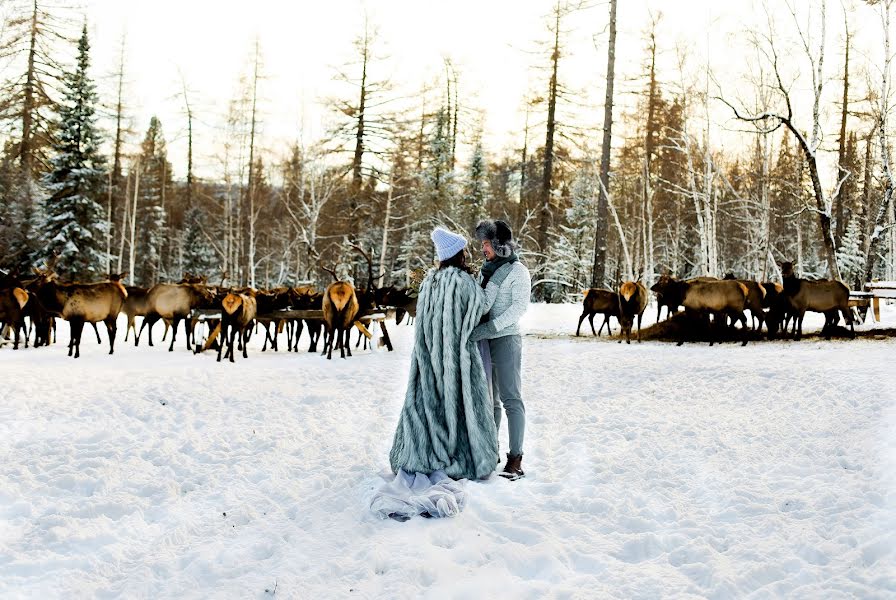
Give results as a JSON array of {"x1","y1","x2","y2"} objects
[
  {"x1": 576, "y1": 288, "x2": 620, "y2": 337},
  {"x1": 217, "y1": 290, "x2": 257, "y2": 362},
  {"x1": 142, "y1": 282, "x2": 216, "y2": 351},
  {"x1": 666, "y1": 279, "x2": 750, "y2": 346},
  {"x1": 123, "y1": 286, "x2": 152, "y2": 344},
  {"x1": 22, "y1": 276, "x2": 54, "y2": 347},
  {"x1": 0, "y1": 274, "x2": 29, "y2": 349},
  {"x1": 385, "y1": 288, "x2": 418, "y2": 326},
  {"x1": 650, "y1": 274, "x2": 721, "y2": 323},
  {"x1": 320, "y1": 264, "x2": 359, "y2": 360},
  {"x1": 289, "y1": 288, "x2": 324, "y2": 353},
  {"x1": 618, "y1": 281, "x2": 649, "y2": 344},
  {"x1": 30, "y1": 263, "x2": 128, "y2": 358},
  {"x1": 777, "y1": 261, "x2": 854, "y2": 340},
  {"x1": 723, "y1": 274, "x2": 767, "y2": 331},
  {"x1": 254, "y1": 287, "x2": 292, "y2": 351},
  {"x1": 649, "y1": 273, "x2": 686, "y2": 321}
]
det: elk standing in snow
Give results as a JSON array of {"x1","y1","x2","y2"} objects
[
  {"x1": 320, "y1": 265, "x2": 359, "y2": 360},
  {"x1": 217, "y1": 290, "x2": 257, "y2": 362},
  {"x1": 30, "y1": 262, "x2": 128, "y2": 358},
  {"x1": 576, "y1": 288, "x2": 620, "y2": 337},
  {"x1": 618, "y1": 281, "x2": 649, "y2": 344}
]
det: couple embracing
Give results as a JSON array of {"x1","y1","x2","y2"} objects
[{"x1": 388, "y1": 219, "x2": 531, "y2": 487}]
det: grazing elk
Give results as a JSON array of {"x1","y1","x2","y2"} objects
[
  {"x1": 576, "y1": 288, "x2": 620, "y2": 337},
  {"x1": 254, "y1": 287, "x2": 292, "y2": 351},
  {"x1": 290, "y1": 288, "x2": 324, "y2": 353},
  {"x1": 723, "y1": 274, "x2": 767, "y2": 331},
  {"x1": 142, "y1": 282, "x2": 216, "y2": 351},
  {"x1": 30, "y1": 264, "x2": 128, "y2": 358},
  {"x1": 650, "y1": 274, "x2": 722, "y2": 323},
  {"x1": 217, "y1": 290, "x2": 257, "y2": 362},
  {"x1": 774, "y1": 261, "x2": 854, "y2": 340},
  {"x1": 618, "y1": 281, "x2": 649, "y2": 344},
  {"x1": 0, "y1": 274, "x2": 29, "y2": 349},
  {"x1": 666, "y1": 279, "x2": 750, "y2": 346},
  {"x1": 650, "y1": 273, "x2": 681, "y2": 321},
  {"x1": 320, "y1": 265, "x2": 360, "y2": 360}
]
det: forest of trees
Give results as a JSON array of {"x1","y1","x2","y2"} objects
[{"x1": 0, "y1": 0, "x2": 894, "y2": 302}]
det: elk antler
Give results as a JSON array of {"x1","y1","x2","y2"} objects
[
  {"x1": 349, "y1": 241, "x2": 377, "y2": 301},
  {"x1": 318, "y1": 261, "x2": 339, "y2": 282}
]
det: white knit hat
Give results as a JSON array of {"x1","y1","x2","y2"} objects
[{"x1": 430, "y1": 227, "x2": 468, "y2": 261}]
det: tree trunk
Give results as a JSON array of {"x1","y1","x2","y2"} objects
[
  {"x1": 129, "y1": 158, "x2": 140, "y2": 282},
  {"x1": 861, "y1": 131, "x2": 875, "y2": 259},
  {"x1": 783, "y1": 119, "x2": 842, "y2": 280},
  {"x1": 591, "y1": 0, "x2": 616, "y2": 288},
  {"x1": 378, "y1": 162, "x2": 395, "y2": 288},
  {"x1": 537, "y1": 4, "x2": 561, "y2": 282},
  {"x1": 835, "y1": 13, "x2": 851, "y2": 247},
  {"x1": 19, "y1": 0, "x2": 39, "y2": 180},
  {"x1": 350, "y1": 27, "x2": 369, "y2": 242},
  {"x1": 247, "y1": 41, "x2": 260, "y2": 287}
]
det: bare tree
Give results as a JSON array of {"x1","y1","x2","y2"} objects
[
  {"x1": 718, "y1": 0, "x2": 843, "y2": 280},
  {"x1": 863, "y1": 0, "x2": 896, "y2": 281},
  {"x1": 591, "y1": 0, "x2": 616, "y2": 287}
]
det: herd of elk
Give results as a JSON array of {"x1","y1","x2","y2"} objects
[{"x1": 579, "y1": 261, "x2": 859, "y2": 346}]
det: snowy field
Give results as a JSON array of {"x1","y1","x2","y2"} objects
[{"x1": 1, "y1": 304, "x2": 895, "y2": 599}]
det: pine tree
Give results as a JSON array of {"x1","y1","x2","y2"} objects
[
  {"x1": 460, "y1": 142, "x2": 488, "y2": 230},
  {"x1": 182, "y1": 203, "x2": 216, "y2": 278},
  {"x1": 423, "y1": 108, "x2": 454, "y2": 216},
  {"x1": 41, "y1": 25, "x2": 108, "y2": 280},
  {"x1": 545, "y1": 164, "x2": 597, "y2": 300},
  {"x1": 836, "y1": 217, "x2": 864, "y2": 288},
  {"x1": 134, "y1": 116, "x2": 172, "y2": 285}
]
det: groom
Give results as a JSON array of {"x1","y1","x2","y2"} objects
[{"x1": 470, "y1": 219, "x2": 532, "y2": 481}]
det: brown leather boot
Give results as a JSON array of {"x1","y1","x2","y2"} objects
[{"x1": 499, "y1": 453, "x2": 524, "y2": 480}]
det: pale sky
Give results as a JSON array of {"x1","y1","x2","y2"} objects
[{"x1": 78, "y1": 0, "x2": 881, "y2": 183}]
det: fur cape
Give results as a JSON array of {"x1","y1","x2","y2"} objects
[{"x1": 389, "y1": 266, "x2": 498, "y2": 480}]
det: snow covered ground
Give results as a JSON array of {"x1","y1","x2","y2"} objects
[{"x1": 1, "y1": 304, "x2": 894, "y2": 598}]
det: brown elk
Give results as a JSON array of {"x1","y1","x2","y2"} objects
[
  {"x1": 723, "y1": 274, "x2": 767, "y2": 331},
  {"x1": 650, "y1": 274, "x2": 721, "y2": 322},
  {"x1": 665, "y1": 279, "x2": 750, "y2": 346},
  {"x1": 576, "y1": 288, "x2": 620, "y2": 337},
  {"x1": 142, "y1": 282, "x2": 216, "y2": 351},
  {"x1": 0, "y1": 273, "x2": 29, "y2": 349},
  {"x1": 618, "y1": 281, "x2": 649, "y2": 344},
  {"x1": 776, "y1": 261, "x2": 854, "y2": 340},
  {"x1": 289, "y1": 287, "x2": 324, "y2": 353},
  {"x1": 123, "y1": 286, "x2": 152, "y2": 345},
  {"x1": 254, "y1": 287, "x2": 292, "y2": 351},
  {"x1": 320, "y1": 265, "x2": 359, "y2": 360},
  {"x1": 22, "y1": 276, "x2": 54, "y2": 347},
  {"x1": 387, "y1": 288, "x2": 418, "y2": 325},
  {"x1": 649, "y1": 272, "x2": 687, "y2": 321},
  {"x1": 30, "y1": 263, "x2": 128, "y2": 358},
  {"x1": 217, "y1": 290, "x2": 257, "y2": 362}
]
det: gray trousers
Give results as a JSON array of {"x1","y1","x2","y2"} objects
[{"x1": 486, "y1": 334, "x2": 525, "y2": 457}]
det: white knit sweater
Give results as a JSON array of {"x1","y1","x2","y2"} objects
[{"x1": 477, "y1": 261, "x2": 532, "y2": 338}]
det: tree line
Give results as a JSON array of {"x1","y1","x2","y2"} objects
[{"x1": 0, "y1": 0, "x2": 893, "y2": 302}]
